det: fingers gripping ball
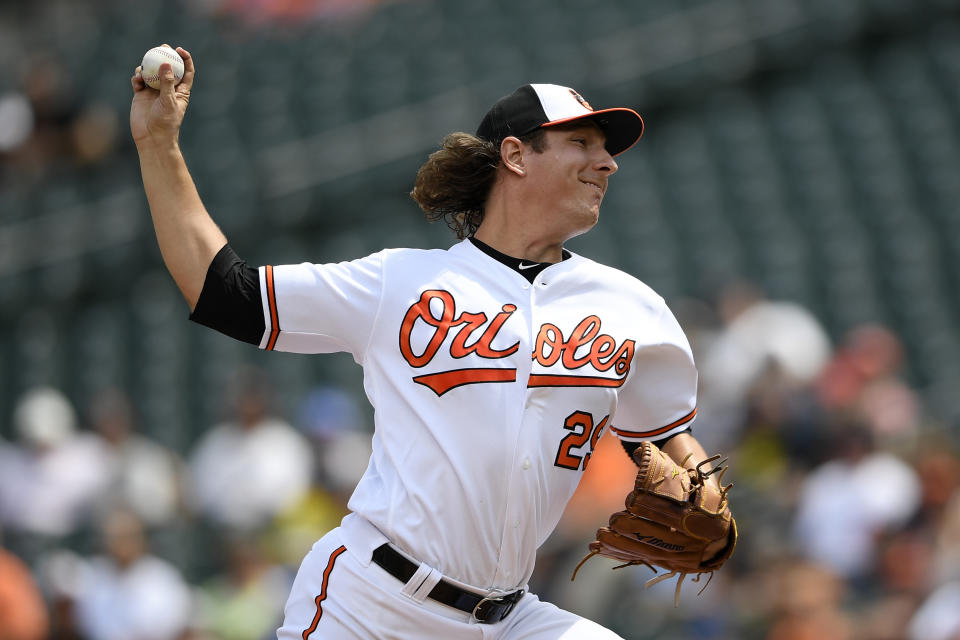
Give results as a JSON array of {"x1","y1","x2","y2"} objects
[
  {"x1": 140, "y1": 46, "x2": 184, "y2": 90},
  {"x1": 571, "y1": 441, "x2": 737, "y2": 606}
]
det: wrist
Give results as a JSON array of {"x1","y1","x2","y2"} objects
[
  {"x1": 135, "y1": 136, "x2": 181, "y2": 156},
  {"x1": 136, "y1": 139, "x2": 184, "y2": 169}
]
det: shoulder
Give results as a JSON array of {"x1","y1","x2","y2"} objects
[
  {"x1": 375, "y1": 241, "x2": 487, "y2": 274},
  {"x1": 382, "y1": 241, "x2": 474, "y2": 261},
  {"x1": 566, "y1": 253, "x2": 669, "y2": 309},
  {"x1": 378, "y1": 246, "x2": 452, "y2": 263}
]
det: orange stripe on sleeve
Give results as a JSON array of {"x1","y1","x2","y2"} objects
[
  {"x1": 301, "y1": 545, "x2": 347, "y2": 640},
  {"x1": 610, "y1": 408, "x2": 697, "y2": 439},
  {"x1": 265, "y1": 265, "x2": 281, "y2": 351}
]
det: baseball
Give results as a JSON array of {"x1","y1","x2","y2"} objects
[{"x1": 140, "y1": 46, "x2": 184, "y2": 90}]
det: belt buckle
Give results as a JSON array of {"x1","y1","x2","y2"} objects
[{"x1": 471, "y1": 590, "x2": 521, "y2": 624}]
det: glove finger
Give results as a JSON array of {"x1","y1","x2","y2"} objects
[
  {"x1": 683, "y1": 510, "x2": 732, "y2": 541},
  {"x1": 589, "y1": 533, "x2": 658, "y2": 566},
  {"x1": 619, "y1": 499, "x2": 731, "y2": 543},
  {"x1": 609, "y1": 511, "x2": 681, "y2": 539},
  {"x1": 624, "y1": 493, "x2": 685, "y2": 530},
  {"x1": 700, "y1": 516, "x2": 738, "y2": 571},
  {"x1": 600, "y1": 520, "x2": 707, "y2": 573}
]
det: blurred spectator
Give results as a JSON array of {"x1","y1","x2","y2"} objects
[
  {"x1": 74, "y1": 507, "x2": 193, "y2": 640},
  {"x1": 706, "y1": 282, "x2": 832, "y2": 397},
  {"x1": 854, "y1": 526, "x2": 936, "y2": 639},
  {"x1": 907, "y1": 580, "x2": 960, "y2": 640},
  {"x1": 765, "y1": 561, "x2": 853, "y2": 640},
  {"x1": 792, "y1": 419, "x2": 921, "y2": 581},
  {"x1": 2, "y1": 53, "x2": 80, "y2": 182},
  {"x1": 188, "y1": 368, "x2": 314, "y2": 531},
  {"x1": 1, "y1": 49, "x2": 120, "y2": 185},
  {"x1": 0, "y1": 433, "x2": 15, "y2": 492},
  {"x1": 69, "y1": 102, "x2": 121, "y2": 167},
  {"x1": 86, "y1": 386, "x2": 185, "y2": 526},
  {"x1": 696, "y1": 281, "x2": 832, "y2": 453},
  {"x1": 264, "y1": 386, "x2": 370, "y2": 566},
  {"x1": 0, "y1": 387, "x2": 109, "y2": 538},
  {"x1": 933, "y1": 487, "x2": 960, "y2": 584},
  {"x1": 296, "y1": 384, "x2": 369, "y2": 493},
  {"x1": 816, "y1": 325, "x2": 920, "y2": 443},
  {"x1": 35, "y1": 550, "x2": 89, "y2": 640},
  {"x1": 0, "y1": 92, "x2": 34, "y2": 156},
  {"x1": 734, "y1": 363, "x2": 821, "y2": 486},
  {"x1": 194, "y1": 535, "x2": 292, "y2": 640},
  {"x1": 265, "y1": 487, "x2": 350, "y2": 568},
  {"x1": 916, "y1": 436, "x2": 960, "y2": 527},
  {"x1": 0, "y1": 546, "x2": 49, "y2": 640}
]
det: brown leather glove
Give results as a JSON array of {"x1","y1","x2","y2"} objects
[{"x1": 572, "y1": 441, "x2": 737, "y2": 605}]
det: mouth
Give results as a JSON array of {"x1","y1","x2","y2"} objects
[{"x1": 581, "y1": 179, "x2": 604, "y2": 195}]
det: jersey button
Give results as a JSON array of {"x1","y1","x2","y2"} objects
[{"x1": 522, "y1": 458, "x2": 531, "y2": 470}]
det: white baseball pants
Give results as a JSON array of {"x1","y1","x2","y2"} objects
[{"x1": 276, "y1": 524, "x2": 625, "y2": 640}]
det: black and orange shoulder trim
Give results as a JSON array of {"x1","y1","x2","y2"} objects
[
  {"x1": 264, "y1": 264, "x2": 281, "y2": 350},
  {"x1": 610, "y1": 407, "x2": 697, "y2": 440},
  {"x1": 189, "y1": 244, "x2": 265, "y2": 346}
]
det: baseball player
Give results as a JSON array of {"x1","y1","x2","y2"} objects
[{"x1": 131, "y1": 47, "x2": 722, "y2": 639}]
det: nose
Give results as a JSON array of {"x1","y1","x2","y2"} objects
[{"x1": 596, "y1": 148, "x2": 618, "y2": 175}]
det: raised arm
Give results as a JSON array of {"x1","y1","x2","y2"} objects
[{"x1": 130, "y1": 46, "x2": 226, "y2": 310}]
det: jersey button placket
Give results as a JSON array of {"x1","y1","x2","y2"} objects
[{"x1": 492, "y1": 278, "x2": 535, "y2": 586}]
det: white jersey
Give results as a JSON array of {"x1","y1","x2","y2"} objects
[{"x1": 256, "y1": 239, "x2": 697, "y2": 592}]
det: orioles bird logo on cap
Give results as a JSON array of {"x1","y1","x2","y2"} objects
[{"x1": 569, "y1": 89, "x2": 593, "y2": 111}]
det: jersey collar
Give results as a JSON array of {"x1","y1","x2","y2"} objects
[{"x1": 467, "y1": 237, "x2": 571, "y2": 283}]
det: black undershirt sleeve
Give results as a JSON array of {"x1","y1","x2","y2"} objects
[
  {"x1": 620, "y1": 427, "x2": 692, "y2": 462},
  {"x1": 189, "y1": 244, "x2": 265, "y2": 346}
]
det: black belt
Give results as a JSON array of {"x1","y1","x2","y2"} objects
[{"x1": 371, "y1": 543, "x2": 524, "y2": 624}]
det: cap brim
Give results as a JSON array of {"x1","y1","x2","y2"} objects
[{"x1": 540, "y1": 107, "x2": 645, "y2": 156}]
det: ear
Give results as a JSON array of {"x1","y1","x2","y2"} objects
[{"x1": 500, "y1": 136, "x2": 526, "y2": 177}]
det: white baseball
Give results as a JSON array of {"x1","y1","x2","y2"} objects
[{"x1": 140, "y1": 46, "x2": 184, "y2": 90}]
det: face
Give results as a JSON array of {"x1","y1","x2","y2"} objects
[{"x1": 522, "y1": 121, "x2": 619, "y2": 239}]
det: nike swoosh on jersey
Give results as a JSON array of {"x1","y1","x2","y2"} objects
[{"x1": 518, "y1": 262, "x2": 539, "y2": 270}]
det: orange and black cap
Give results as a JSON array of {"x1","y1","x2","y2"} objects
[{"x1": 476, "y1": 83, "x2": 644, "y2": 156}]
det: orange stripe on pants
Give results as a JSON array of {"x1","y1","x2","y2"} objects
[{"x1": 302, "y1": 545, "x2": 347, "y2": 639}]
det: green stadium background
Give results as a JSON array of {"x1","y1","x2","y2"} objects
[{"x1": 2, "y1": 0, "x2": 960, "y2": 638}]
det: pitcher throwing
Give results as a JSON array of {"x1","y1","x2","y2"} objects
[{"x1": 131, "y1": 46, "x2": 735, "y2": 639}]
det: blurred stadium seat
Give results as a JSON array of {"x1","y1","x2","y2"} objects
[{"x1": 0, "y1": 0, "x2": 959, "y2": 451}]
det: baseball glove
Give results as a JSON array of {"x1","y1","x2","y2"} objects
[{"x1": 571, "y1": 441, "x2": 737, "y2": 605}]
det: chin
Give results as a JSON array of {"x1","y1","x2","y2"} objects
[
  {"x1": 586, "y1": 207, "x2": 601, "y2": 227},
  {"x1": 566, "y1": 217, "x2": 600, "y2": 241}
]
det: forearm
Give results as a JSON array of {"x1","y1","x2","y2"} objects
[{"x1": 137, "y1": 140, "x2": 227, "y2": 310}]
